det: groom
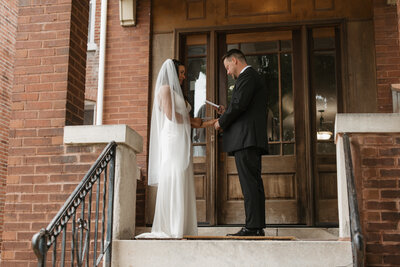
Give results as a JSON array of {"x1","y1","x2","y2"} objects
[{"x1": 214, "y1": 49, "x2": 268, "y2": 236}]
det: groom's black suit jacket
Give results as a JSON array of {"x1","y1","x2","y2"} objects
[{"x1": 219, "y1": 66, "x2": 268, "y2": 154}]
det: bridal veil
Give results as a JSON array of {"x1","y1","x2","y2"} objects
[{"x1": 148, "y1": 59, "x2": 191, "y2": 186}]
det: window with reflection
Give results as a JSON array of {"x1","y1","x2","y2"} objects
[
  {"x1": 184, "y1": 35, "x2": 207, "y2": 156},
  {"x1": 226, "y1": 32, "x2": 294, "y2": 155},
  {"x1": 311, "y1": 27, "x2": 338, "y2": 155}
]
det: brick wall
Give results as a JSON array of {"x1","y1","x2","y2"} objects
[
  {"x1": 1, "y1": 0, "x2": 89, "y2": 265},
  {"x1": 83, "y1": 0, "x2": 151, "y2": 225},
  {"x1": 373, "y1": 0, "x2": 400, "y2": 112},
  {"x1": 85, "y1": 0, "x2": 101, "y2": 102},
  {"x1": 65, "y1": 0, "x2": 89, "y2": 125},
  {"x1": 100, "y1": 0, "x2": 151, "y2": 226},
  {"x1": 398, "y1": 0, "x2": 400, "y2": 41},
  {"x1": 0, "y1": 0, "x2": 18, "y2": 253},
  {"x1": 350, "y1": 133, "x2": 400, "y2": 266},
  {"x1": 102, "y1": 0, "x2": 151, "y2": 170}
]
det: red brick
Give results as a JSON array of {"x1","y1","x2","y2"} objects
[
  {"x1": 3, "y1": 222, "x2": 31, "y2": 231},
  {"x1": 49, "y1": 193, "x2": 71, "y2": 202},
  {"x1": 366, "y1": 201, "x2": 397, "y2": 211},
  {"x1": 383, "y1": 233, "x2": 400, "y2": 242},
  {"x1": 362, "y1": 168, "x2": 378, "y2": 178},
  {"x1": 32, "y1": 203, "x2": 61, "y2": 213},
  {"x1": 381, "y1": 190, "x2": 400, "y2": 198},
  {"x1": 20, "y1": 194, "x2": 48, "y2": 202},
  {"x1": 380, "y1": 169, "x2": 400, "y2": 177},
  {"x1": 50, "y1": 155, "x2": 77, "y2": 164},
  {"x1": 366, "y1": 244, "x2": 400, "y2": 254},
  {"x1": 384, "y1": 255, "x2": 400, "y2": 265},
  {"x1": 365, "y1": 211, "x2": 381, "y2": 221},
  {"x1": 366, "y1": 254, "x2": 383, "y2": 265},
  {"x1": 364, "y1": 136, "x2": 393, "y2": 145},
  {"x1": 64, "y1": 164, "x2": 91, "y2": 173},
  {"x1": 379, "y1": 148, "x2": 400, "y2": 156},
  {"x1": 20, "y1": 175, "x2": 48, "y2": 184},
  {"x1": 35, "y1": 165, "x2": 63, "y2": 174},
  {"x1": 381, "y1": 212, "x2": 400, "y2": 221},
  {"x1": 364, "y1": 179, "x2": 397, "y2": 188},
  {"x1": 49, "y1": 174, "x2": 80, "y2": 183},
  {"x1": 34, "y1": 184, "x2": 62, "y2": 193},
  {"x1": 362, "y1": 148, "x2": 378, "y2": 157}
]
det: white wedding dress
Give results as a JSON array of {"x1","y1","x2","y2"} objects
[{"x1": 136, "y1": 59, "x2": 197, "y2": 239}]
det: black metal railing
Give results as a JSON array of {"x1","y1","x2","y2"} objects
[
  {"x1": 32, "y1": 141, "x2": 117, "y2": 267},
  {"x1": 342, "y1": 133, "x2": 365, "y2": 267}
]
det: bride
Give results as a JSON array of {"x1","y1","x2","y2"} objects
[{"x1": 137, "y1": 59, "x2": 215, "y2": 238}]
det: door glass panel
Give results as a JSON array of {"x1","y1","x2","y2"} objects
[
  {"x1": 182, "y1": 34, "x2": 210, "y2": 223},
  {"x1": 312, "y1": 28, "x2": 337, "y2": 155},
  {"x1": 241, "y1": 41, "x2": 278, "y2": 54},
  {"x1": 226, "y1": 32, "x2": 294, "y2": 155},
  {"x1": 311, "y1": 27, "x2": 339, "y2": 225},
  {"x1": 185, "y1": 41, "x2": 207, "y2": 156},
  {"x1": 227, "y1": 44, "x2": 239, "y2": 51},
  {"x1": 312, "y1": 28, "x2": 335, "y2": 50},
  {"x1": 281, "y1": 53, "x2": 294, "y2": 142},
  {"x1": 268, "y1": 144, "x2": 280, "y2": 155},
  {"x1": 188, "y1": 45, "x2": 207, "y2": 56},
  {"x1": 283, "y1": 143, "x2": 295, "y2": 155},
  {"x1": 281, "y1": 40, "x2": 292, "y2": 51}
]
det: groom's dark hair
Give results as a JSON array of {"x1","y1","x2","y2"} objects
[{"x1": 222, "y1": 49, "x2": 247, "y2": 64}]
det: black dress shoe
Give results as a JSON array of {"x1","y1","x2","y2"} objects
[{"x1": 227, "y1": 227, "x2": 265, "y2": 236}]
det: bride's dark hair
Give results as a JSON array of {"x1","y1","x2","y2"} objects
[
  {"x1": 172, "y1": 59, "x2": 184, "y2": 76},
  {"x1": 171, "y1": 59, "x2": 189, "y2": 102}
]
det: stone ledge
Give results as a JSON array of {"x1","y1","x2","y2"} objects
[
  {"x1": 64, "y1": 124, "x2": 143, "y2": 153},
  {"x1": 392, "y1": 83, "x2": 400, "y2": 92},
  {"x1": 335, "y1": 113, "x2": 400, "y2": 136}
]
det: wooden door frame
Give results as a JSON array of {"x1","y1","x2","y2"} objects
[
  {"x1": 174, "y1": 19, "x2": 347, "y2": 226},
  {"x1": 308, "y1": 24, "x2": 345, "y2": 226}
]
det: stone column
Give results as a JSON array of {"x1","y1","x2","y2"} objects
[
  {"x1": 64, "y1": 124, "x2": 143, "y2": 239},
  {"x1": 335, "y1": 113, "x2": 400, "y2": 239},
  {"x1": 391, "y1": 84, "x2": 400, "y2": 113}
]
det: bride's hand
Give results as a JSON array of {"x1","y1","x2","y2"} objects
[
  {"x1": 190, "y1": 117, "x2": 202, "y2": 128},
  {"x1": 201, "y1": 119, "x2": 218, "y2": 128}
]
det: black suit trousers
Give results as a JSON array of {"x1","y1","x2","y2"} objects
[{"x1": 234, "y1": 147, "x2": 266, "y2": 229}]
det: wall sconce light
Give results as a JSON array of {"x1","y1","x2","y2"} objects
[
  {"x1": 317, "y1": 110, "x2": 333, "y2": 141},
  {"x1": 119, "y1": 0, "x2": 137, "y2": 26}
]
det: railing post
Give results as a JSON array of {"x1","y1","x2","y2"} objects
[
  {"x1": 105, "y1": 146, "x2": 116, "y2": 267},
  {"x1": 32, "y1": 228, "x2": 49, "y2": 267},
  {"x1": 343, "y1": 133, "x2": 365, "y2": 267}
]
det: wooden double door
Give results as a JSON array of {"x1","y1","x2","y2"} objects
[{"x1": 180, "y1": 26, "x2": 340, "y2": 226}]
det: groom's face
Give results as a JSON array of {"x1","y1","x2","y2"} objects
[{"x1": 224, "y1": 57, "x2": 238, "y2": 80}]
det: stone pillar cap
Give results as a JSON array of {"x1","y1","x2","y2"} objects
[{"x1": 64, "y1": 125, "x2": 143, "y2": 153}]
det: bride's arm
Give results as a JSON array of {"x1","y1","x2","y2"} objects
[
  {"x1": 191, "y1": 118, "x2": 218, "y2": 128},
  {"x1": 159, "y1": 85, "x2": 184, "y2": 123}
]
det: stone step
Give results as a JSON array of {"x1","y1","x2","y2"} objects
[
  {"x1": 112, "y1": 239, "x2": 352, "y2": 267},
  {"x1": 135, "y1": 227, "x2": 340, "y2": 240},
  {"x1": 112, "y1": 227, "x2": 351, "y2": 266}
]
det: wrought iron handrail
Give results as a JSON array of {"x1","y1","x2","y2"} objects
[
  {"x1": 32, "y1": 141, "x2": 117, "y2": 267},
  {"x1": 342, "y1": 133, "x2": 365, "y2": 267}
]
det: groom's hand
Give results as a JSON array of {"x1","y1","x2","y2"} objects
[
  {"x1": 214, "y1": 120, "x2": 221, "y2": 131},
  {"x1": 213, "y1": 105, "x2": 225, "y2": 115}
]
